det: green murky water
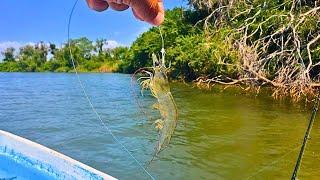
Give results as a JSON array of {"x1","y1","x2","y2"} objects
[{"x1": 0, "y1": 73, "x2": 319, "y2": 179}]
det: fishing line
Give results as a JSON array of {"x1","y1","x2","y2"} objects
[
  {"x1": 67, "y1": 0, "x2": 155, "y2": 179},
  {"x1": 246, "y1": 145, "x2": 300, "y2": 180},
  {"x1": 291, "y1": 91, "x2": 320, "y2": 179},
  {"x1": 247, "y1": 92, "x2": 320, "y2": 179},
  {"x1": 130, "y1": 26, "x2": 166, "y2": 121},
  {"x1": 158, "y1": 27, "x2": 165, "y2": 66}
]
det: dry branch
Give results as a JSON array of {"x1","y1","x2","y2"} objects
[{"x1": 194, "y1": 0, "x2": 320, "y2": 101}]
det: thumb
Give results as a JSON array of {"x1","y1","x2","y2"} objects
[{"x1": 131, "y1": 0, "x2": 164, "y2": 26}]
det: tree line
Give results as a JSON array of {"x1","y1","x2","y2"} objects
[
  {"x1": 1, "y1": 0, "x2": 319, "y2": 99},
  {"x1": 0, "y1": 38, "x2": 129, "y2": 73}
]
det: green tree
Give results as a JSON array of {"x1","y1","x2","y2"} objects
[
  {"x1": 2, "y1": 47, "x2": 16, "y2": 62},
  {"x1": 95, "y1": 38, "x2": 106, "y2": 55},
  {"x1": 49, "y1": 43, "x2": 57, "y2": 55},
  {"x1": 18, "y1": 43, "x2": 48, "y2": 72}
]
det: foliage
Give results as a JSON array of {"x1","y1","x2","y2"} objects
[
  {"x1": 2, "y1": 47, "x2": 15, "y2": 62},
  {"x1": 1, "y1": 3, "x2": 319, "y2": 99},
  {"x1": 0, "y1": 38, "x2": 128, "y2": 73},
  {"x1": 187, "y1": 0, "x2": 320, "y2": 100}
]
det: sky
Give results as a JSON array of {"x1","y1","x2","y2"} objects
[{"x1": 0, "y1": 0, "x2": 186, "y2": 54}]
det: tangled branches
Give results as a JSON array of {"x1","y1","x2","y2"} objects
[
  {"x1": 193, "y1": 0, "x2": 236, "y2": 30},
  {"x1": 193, "y1": 0, "x2": 320, "y2": 101}
]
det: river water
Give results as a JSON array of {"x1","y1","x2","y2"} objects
[{"x1": 0, "y1": 73, "x2": 319, "y2": 179}]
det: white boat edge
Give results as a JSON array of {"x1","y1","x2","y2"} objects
[{"x1": 0, "y1": 130, "x2": 117, "y2": 180}]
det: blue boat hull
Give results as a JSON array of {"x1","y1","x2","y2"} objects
[{"x1": 0, "y1": 130, "x2": 116, "y2": 180}]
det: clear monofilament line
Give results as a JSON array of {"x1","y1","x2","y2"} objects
[
  {"x1": 158, "y1": 27, "x2": 165, "y2": 66},
  {"x1": 67, "y1": 0, "x2": 155, "y2": 179},
  {"x1": 246, "y1": 146, "x2": 300, "y2": 180}
]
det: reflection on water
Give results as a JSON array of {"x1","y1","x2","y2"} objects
[{"x1": 0, "y1": 73, "x2": 319, "y2": 179}]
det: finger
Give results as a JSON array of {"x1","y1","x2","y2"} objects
[
  {"x1": 108, "y1": 2, "x2": 129, "y2": 11},
  {"x1": 131, "y1": 0, "x2": 164, "y2": 26},
  {"x1": 132, "y1": 9, "x2": 143, "y2": 21},
  {"x1": 151, "y1": 0, "x2": 164, "y2": 26},
  {"x1": 86, "y1": 0, "x2": 109, "y2": 12}
]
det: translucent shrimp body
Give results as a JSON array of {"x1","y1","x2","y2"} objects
[{"x1": 139, "y1": 53, "x2": 178, "y2": 155}]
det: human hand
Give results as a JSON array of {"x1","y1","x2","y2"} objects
[{"x1": 86, "y1": 0, "x2": 164, "y2": 26}]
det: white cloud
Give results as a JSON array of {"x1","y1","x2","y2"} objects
[
  {"x1": 1, "y1": 40, "x2": 122, "y2": 53},
  {"x1": 0, "y1": 41, "x2": 39, "y2": 54},
  {"x1": 0, "y1": 40, "x2": 123, "y2": 60},
  {"x1": 0, "y1": 41, "x2": 39, "y2": 60},
  {"x1": 92, "y1": 40, "x2": 124, "y2": 50},
  {"x1": 103, "y1": 40, "x2": 123, "y2": 49},
  {"x1": 91, "y1": 40, "x2": 124, "y2": 56},
  {"x1": 0, "y1": 42, "x2": 23, "y2": 60},
  {"x1": 0, "y1": 41, "x2": 23, "y2": 53},
  {"x1": 26, "y1": 42, "x2": 36, "y2": 47}
]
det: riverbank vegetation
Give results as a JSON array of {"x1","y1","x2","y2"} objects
[
  {"x1": 0, "y1": 38, "x2": 128, "y2": 73},
  {"x1": 1, "y1": 0, "x2": 319, "y2": 100},
  {"x1": 189, "y1": 0, "x2": 320, "y2": 101}
]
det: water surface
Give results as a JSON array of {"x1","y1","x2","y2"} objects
[{"x1": 0, "y1": 73, "x2": 319, "y2": 179}]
